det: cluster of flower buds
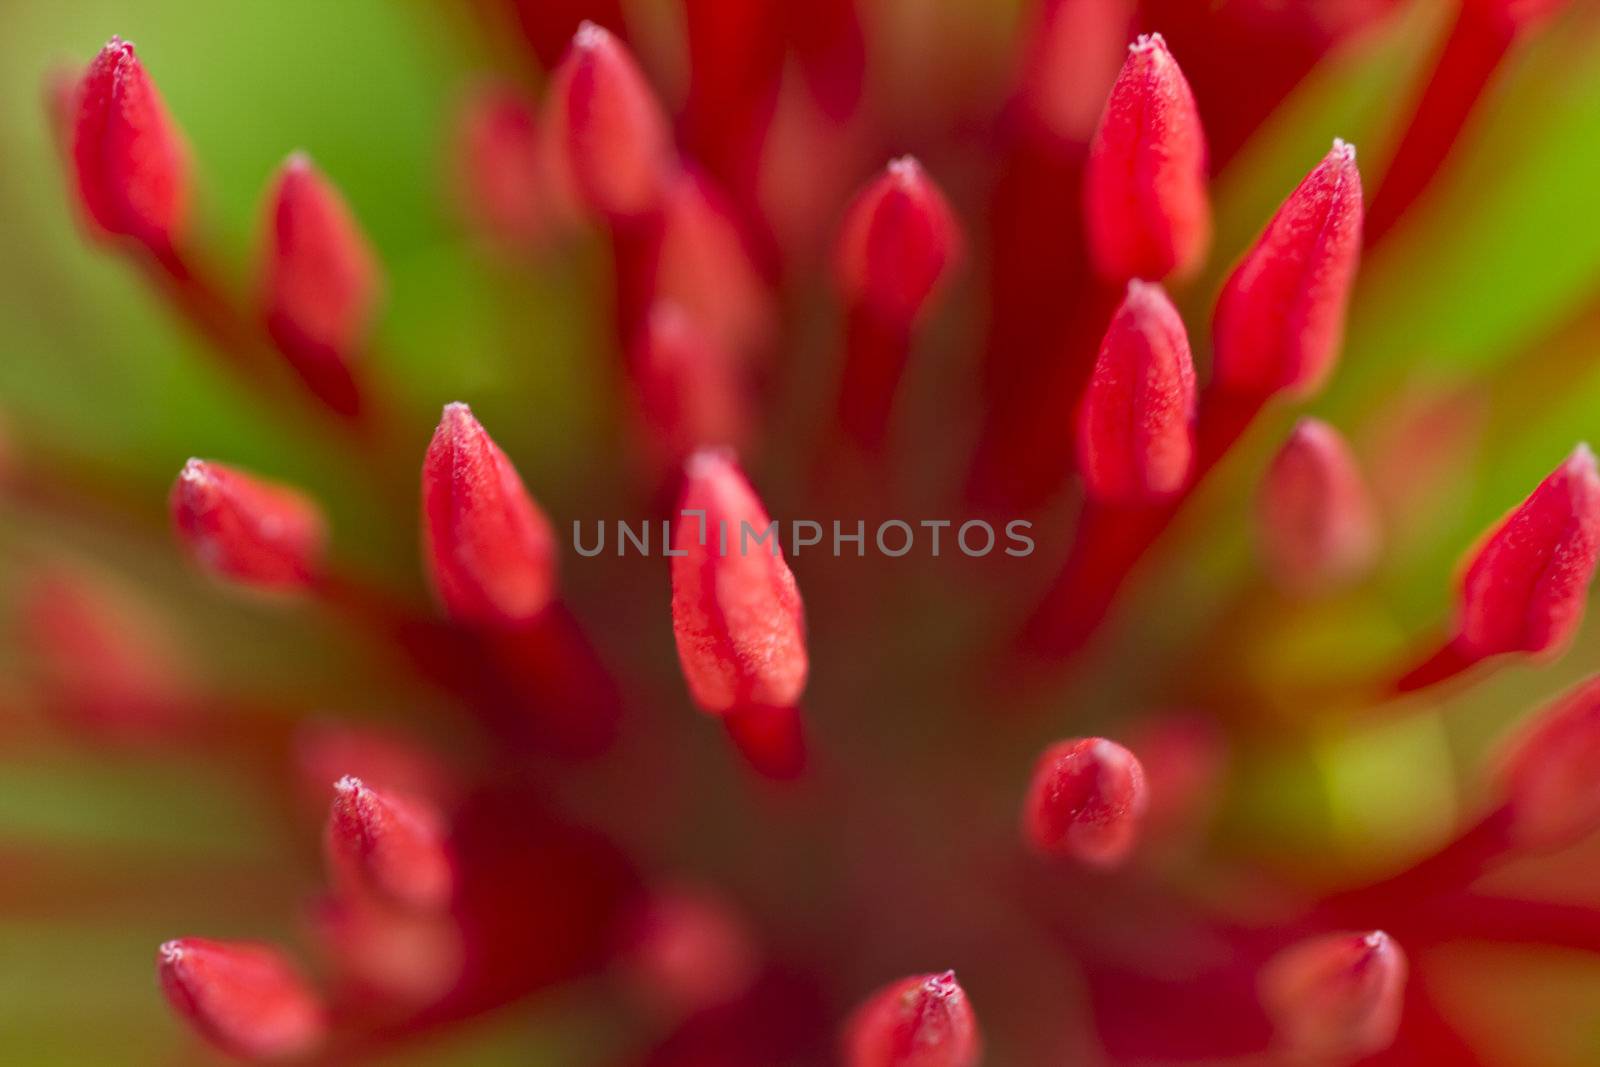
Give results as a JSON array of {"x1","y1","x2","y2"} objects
[{"x1": 25, "y1": 3, "x2": 1600, "y2": 1065}]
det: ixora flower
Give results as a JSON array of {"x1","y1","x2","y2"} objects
[{"x1": 12, "y1": 1, "x2": 1600, "y2": 1063}]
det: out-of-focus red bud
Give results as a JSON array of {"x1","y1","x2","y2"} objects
[
  {"x1": 545, "y1": 22, "x2": 675, "y2": 220},
  {"x1": 835, "y1": 157, "x2": 963, "y2": 325},
  {"x1": 1022, "y1": 737, "x2": 1148, "y2": 868},
  {"x1": 71, "y1": 37, "x2": 189, "y2": 251},
  {"x1": 1127, "y1": 712, "x2": 1227, "y2": 839},
  {"x1": 261, "y1": 154, "x2": 381, "y2": 418},
  {"x1": 1083, "y1": 34, "x2": 1210, "y2": 282},
  {"x1": 1259, "y1": 931, "x2": 1407, "y2": 1060},
  {"x1": 19, "y1": 568, "x2": 196, "y2": 740},
  {"x1": 454, "y1": 84, "x2": 564, "y2": 249},
  {"x1": 326, "y1": 776, "x2": 455, "y2": 912},
  {"x1": 615, "y1": 885, "x2": 761, "y2": 1019},
  {"x1": 1495, "y1": 674, "x2": 1600, "y2": 850},
  {"x1": 307, "y1": 894, "x2": 463, "y2": 1009},
  {"x1": 1256, "y1": 418, "x2": 1379, "y2": 592},
  {"x1": 1018, "y1": 0, "x2": 1135, "y2": 144},
  {"x1": 170, "y1": 459, "x2": 327, "y2": 592},
  {"x1": 1454, "y1": 444, "x2": 1600, "y2": 659},
  {"x1": 657, "y1": 170, "x2": 775, "y2": 358},
  {"x1": 1076, "y1": 280, "x2": 1196, "y2": 503},
  {"x1": 157, "y1": 938, "x2": 326, "y2": 1061},
  {"x1": 292, "y1": 721, "x2": 457, "y2": 812},
  {"x1": 635, "y1": 302, "x2": 750, "y2": 465},
  {"x1": 670, "y1": 450, "x2": 808, "y2": 715},
  {"x1": 421, "y1": 402, "x2": 559, "y2": 627},
  {"x1": 1212, "y1": 140, "x2": 1363, "y2": 398},
  {"x1": 786, "y1": 0, "x2": 867, "y2": 121},
  {"x1": 842, "y1": 970, "x2": 982, "y2": 1067}
]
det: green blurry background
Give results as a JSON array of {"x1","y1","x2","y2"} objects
[{"x1": 5, "y1": 0, "x2": 1600, "y2": 1063}]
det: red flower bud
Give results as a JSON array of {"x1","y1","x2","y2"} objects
[
  {"x1": 842, "y1": 970, "x2": 981, "y2": 1067},
  {"x1": 1259, "y1": 931, "x2": 1407, "y2": 1060},
  {"x1": 1212, "y1": 139, "x2": 1363, "y2": 399},
  {"x1": 20, "y1": 567, "x2": 196, "y2": 740},
  {"x1": 1495, "y1": 673, "x2": 1600, "y2": 850},
  {"x1": 1256, "y1": 418, "x2": 1379, "y2": 592},
  {"x1": 1022, "y1": 737, "x2": 1148, "y2": 868},
  {"x1": 170, "y1": 459, "x2": 327, "y2": 591},
  {"x1": 70, "y1": 37, "x2": 189, "y2": 251},
  {"x1": 546, "y1": 22, "x2": 674, "y2": 220},
  {"x1": 1083, "y1": 34, "x2": 1210, "y2": 282},
  {"x1": 326, "y1": 776, "x2": 455, "y2": 913},
  {"x1": 1454, "y1": 444, "x2": 1600, "y2": 659},
  {"x1": 670, "y1": 450, "x2": 808, "y2": 714},
  {"x1": 657, "y1": 170, "x2": 775, "y2": 357},
  {"x1": 615, "y1": 884, "x2": 760, "y2": 1019},
  {"x1": 157, "y1": 938, "x2": 326, "y2": 1061},
  {"x1": 835, "y1": 157, "x2": 963, "y2": 325},
  {"x1": 261, "y1": 154, "x2": 381, "y2": 418},
  {"x1": 1017, "y1": 0, "x2": 1135, "y2": 144},
  {"x1": 635, "y1": 302, "x2": 750, "y2": 465},
  {"x1": 421, "y1": 402, "x2": 559, "y2": 626},
  {"x1": 292, "y1": 721, "x2": 457, "y2": 813},
  {"x1": 307, "y1": 893, "x2": 463, "y2": 1008},
  {"x1": 453, "y1": 84, "x2": 559, "y2": 249},
  {"x1": 1076, "y1": 280, "x2": 1197, "y2": 503}
]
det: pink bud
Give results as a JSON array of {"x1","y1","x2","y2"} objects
[
  {"x1": 453, "y1": 83, "x2": 561, "y2": 248},
  {"x1": 634, "y1": 302, "x2": 750, "y2": 465},
  {"x1": 157, "y1": 938, "x2": 325, "y2": 1060},
  {"x1": 70, "y1": 37, "x2": 189, "y2": 251},
  {"x1": 1022, "y1": 737, "x2": 1148, "y2": 868},
  {"x1": 1017, "y1": 0, "x2": 1135, "y2": 144},
  {"x1": 421, "y1": 402, "x2": 559, "y2": 626},
  {"x1": 307, "y1": 893, "x2": 463, "y2": 1009},
  {"x1": 1495, "y1": 673, "x2": 1600, "y2": 849},
  {"x1": 1257, "y1": 418, "x2": 1379, "y2": 592},
  {"x1": 670, "y1": 450, "x2": 808, "y2": 714},
  {"x1": 842, "y1": 970, "x2": 982, "y2": 1067},
  {"x1": 1259, "y1": 931, "x2": 1407, "y2": 1059},
  {"x1": 545, "y1": 22, "x2": 675, "y2": 220},
  {"x1": 261, "y1": 153, "x2": 381, "y2": 417},
  {"x1": 615, "y1": 884, "x2": 760, "y2": 1019},
  {"x1": 1455, "y1": 444, "x2": 1600, "y2": 659},
  {"x1": 170, "y1": 459, "x2": 327, "y2": 591},
  {"x1": 1083, "y1": 34, "x2": 1210, "y2": 282},
  {"x1": 1076, "y1": 280, "x2": 1197, "y2": 502},
  {"x1": 657, "y1": 170, "x2": 775, "y2": 357},
  {"x1": 835, "y1": 157, "x2": 963, "y2": 325},
  {"x1": 326, "y1": 776, "x2": 455, "y2": 913},
  {"x1": 20, "y1": 568, "x2": 196, "y2": 740},
  {"x1": 1212, "y1": 139, "x2": 1363, "y2": 398}
]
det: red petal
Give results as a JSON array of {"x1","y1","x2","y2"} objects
[
  {"x1": 157, "y1": 938, "x2": 325, "y2": 1060},
  {"x1": 1212, "y1": 139, "x2": 1363, "y2": 398},
  {"x1": 261, "y1": 153, "x2": 381, "y2": 417},
  {"x1": 326, "y1": 776, "x2": 455, "y2": 913},
  {"x1": 1076, "y1": 280, "x2": 1197, "y2": 502},
  {"x1": 1456, "y1": 444, "x2": 1600, "y2": 658},
  {"x1": 1259, "y1": 931, "x2": 1407, "y2": 1059},
  {"x1": 170, "y1": 459, "x2": 327, "y2": 591},
  {"x1": 1022, "y1": 737, "x2": 1148, "y2": 867},
  {"x1": 670, "y1": 450, "x2": 808, "y2": 714},
  {"x1": 842, "y1": 971, "x2": 982, "y2": 1067},
  {"x1": 421, "y1": 402, "x2": 559, "y2": 626},
  {"x1": 1083, "y1": 34, "x2": 1210, "y2": 282},
  {"x1": 71, "y1": 37, "x2": 189, "y2": 250},
  {"x1": 1256, "y1": 418, "x2": 1379, "y2": 592},
  {"x1": 545, "y1": 22, "x2": 674, "y2": 220}
]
